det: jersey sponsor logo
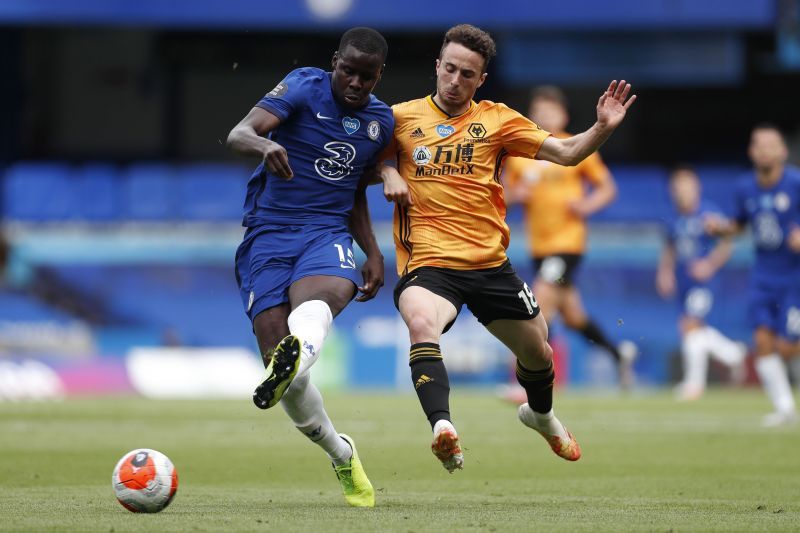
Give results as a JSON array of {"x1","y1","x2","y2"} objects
[
  {"x1": 468, "y1": 123, "x2": 487, "y2": 139},
  {"x1": 410, "y1": 127, "x2": 424, "y2": 139},
  {"x1": 314, "y1": 142, "x2": 356, "y2": 181},
  {"x1": 367, "y1": 120, "x2": 380, "y2": 141},
  {"x1": 267, "y1": 82, "x2": 288, "y2": 97},
  {"x1": 342, "y1": 116, "x2": 360, "y2": 135},
  {"x1": 412, "y1": 146, "x2": 432, "y2": 166},
  {"x1": 775, "y1": 192, "x2": 790, "y2": 212},
  {"x1": 414, "y1": 164, "x2": 474, "y2": 177},
  {"x1": 316, "y1": 111, "x2": 334, "y2": 120},
  {"x1": 753, "y1": 211, "x2": 783, "y2": 250},
  {"x1": 436, "y1": 124, "x2": 455, "y2": 137}
]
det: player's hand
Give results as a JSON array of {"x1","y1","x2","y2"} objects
[
  {"x1": 380, "y1": 165, "x2": 413, "y2": 207},
  {"x1": 356, "y1": 254, "x2": 384, "y2": 302},
  {"x1": 703, "y1": 213, "x2": 731, "y2": 236},
  {"x1": 656, "y1": 268, "x2": 675, "y2": 298},
  {"x1": 567, "y1": 200, "x2": 591, "y2": 218},
  {"x1": 788, "y1": 224, "x2": 800, "y2": 253},
  {"x1": 262, "y1": 139, "x2": 293, "y2": 179},
  {"x1": 596, "y1": 80, "x2": 636, "y2": 131},
  {"x1": 688, "y1": 258, "x2": 715, "y2": 282}
]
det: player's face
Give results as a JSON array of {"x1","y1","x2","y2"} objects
[
  {"x1": 748, "y1": 128, "x2": 788, "y2": 171},
  {"x1": 529, "y1": 99, "x2": 568, "y2": 133},
  {"x1": 670, "y1": 170, "x2": 700, "y2": 213},
  {"x1": 331, "y1": 45, "x2": 384, "y2": 109},
  {"x1": 435, "y1": 43, "x2": 487, "y2": 112}
]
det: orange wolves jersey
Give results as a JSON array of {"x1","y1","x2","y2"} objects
[
  {"x1": 383, "y1": 95, "x2": 550, "y2": 275},
  {"x1": 503, "y1": 133, "x2": 610, "y2": 257}
]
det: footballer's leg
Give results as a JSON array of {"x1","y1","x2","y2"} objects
[
  {"x1": 252, "y1": 305, "x2": 300, "y2": 410},
  {"x1": 397, "y1": 284, "x2": 463, "y2": 472},
  {"x1": 283, "y1": 274, "x2": 376, "y2": 505},
  {"x1": 281, "y1": 372, "x2": 374, "y2": 506},
  {"x1": 488, "y1": 315, "x2": 581, "y2": 461},
  {"x1": 288, "y1": 275, "x2": 355, "y2": 375}
]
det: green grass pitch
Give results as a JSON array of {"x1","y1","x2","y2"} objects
[{"x1": 1, "y1": 389, "x2": 798, "y2": 532}]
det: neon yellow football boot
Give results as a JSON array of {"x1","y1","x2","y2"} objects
[{"x1": 332, "y1": 434, "x2": 375, "y2": 507}]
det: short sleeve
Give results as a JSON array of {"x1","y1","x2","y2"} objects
[
  {"x1": 255, "y1": 68, "x2": 317, "y2": 122},
  {"x1": 496, "y1": 103, "x2": 551, "y2": 159},
  {"x1": 577, "y1": 151, "x2": 611, "y2": 186},
  {"x1": 377, "y1": 108, "x2": 399, "y2": 165}
]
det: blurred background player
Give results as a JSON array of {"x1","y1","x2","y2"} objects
[
  {"x1": 656, "y1": 165, "x2": 746, "y2": 400},
  {"x1": 706, "y1": 124, "x2": 800, "y2": 426},
  {"x1": 379, "y1": 24, "x2": 635, "y2": 472},
  {"x1": 502, "y1": 86, "x2": 636, "y2": 391},
  {"x1": 227, "y1": 27, "x2": 393, "y2": 505}
]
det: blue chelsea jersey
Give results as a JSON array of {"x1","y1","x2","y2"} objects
[
  {"x1": 732, "y1": 166, "x2": 800, "y2": 285},
  {"x1": 667, "y1": 200, "x2": 723, "y2": 277},
  {"x1": 242, "y1": 67, "x2": 394, "y2": 228}
]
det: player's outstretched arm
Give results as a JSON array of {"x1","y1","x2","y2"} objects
[
  {"x1": 351, "y1": 174, "x2": 385, "y2": 302},
  {"x1": 226, "y1": 107, "x2": 294, "y2": 179},
  {"x1": 703, "y1": 213, "x2": 742, "y2": 237},
  {"x1": 536, "y1": 80, "x2": 636, "y2": 167},
  {"x1": 690, "y1": 238, "x2": 732, "y2": 282}
]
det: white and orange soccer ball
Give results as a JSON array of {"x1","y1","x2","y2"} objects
[{"x1": 111, "y1": 449, "x2": 178, "y2": 513}]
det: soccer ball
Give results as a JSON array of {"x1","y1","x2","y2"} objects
[{"x1": 111, "y1": 449, "x2": 178, "y2": 513}]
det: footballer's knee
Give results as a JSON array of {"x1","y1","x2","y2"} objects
[{"x1": 405, "y1": 312, "x2": 440, "y2": 343}]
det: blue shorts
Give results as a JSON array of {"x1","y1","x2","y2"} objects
[
  {"x1": 748, "y1": 280, "x2": 800, "y2": 339},
  {"x1": 234, "y1": 224, "x2": 360, "y2": 321},
  {"x1": 676, "y1": 276, "x2": 717, "y2": 320}
]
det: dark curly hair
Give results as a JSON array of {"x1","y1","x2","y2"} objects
[{"x1": 440, "y1": 24, "x2": 496, "y2": 72}]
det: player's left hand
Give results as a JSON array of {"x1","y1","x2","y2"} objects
[
  {"x1": 689, "y1": 258, "x2": 715, "y2": 282},
  {"x1": 596, "y1": 80, "x2": 636, "y2": 131},
  {"x1": 356, "y1": 254, "x2": 384, "y2": 302}
]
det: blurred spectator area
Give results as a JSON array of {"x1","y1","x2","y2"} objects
[{"x1": 0, "y1": 161, "x2": 753, "y2": 360}]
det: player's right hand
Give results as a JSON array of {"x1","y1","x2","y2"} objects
[
  {"x1": 379, "y1": 165, "x2": 413, "y2": 207},
  {"x1": 263, "y1": 139, "x2": 294, "y2": 179}
]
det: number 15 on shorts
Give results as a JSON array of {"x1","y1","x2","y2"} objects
[
  {"x1": 333, "y1": 243, "x2": 356, "y2": 269},
  {"x1": 518, "y1": 283, "x2": 539, "y2": 314}
]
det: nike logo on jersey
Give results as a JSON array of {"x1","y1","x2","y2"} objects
[{"x1": 316, "y1": 112, "x2": 334, "y2": 120}]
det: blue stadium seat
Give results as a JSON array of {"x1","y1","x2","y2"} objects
[
  {"x1": 74, "y1": 164, "x2": 120, "y2": 222},
  {"x1": 2, "y1": 162, "x2": 75, "y2": 221},
  {"x1": 121, "y1": 164, "x2": 178, "y2": 220},
  {"x1": 176, "y1": 163, "x2": 249, "y2": 221},
  {"x1": 595, "y1": 165, "x2": 671, "y2": 222},
  {"x1": 694, "y1": 164, "x2": 747, "y2": 215}
]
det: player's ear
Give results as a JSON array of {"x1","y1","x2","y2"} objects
[
  {"x1": 435, "y1": 58, "x2": 441, "y2": 73},
  {"x1": 476, "y1": 72, "x2": 488, "y2": 89},
  {"x1": 331, "y1": 51, "x2": 339, "y2": 70}
]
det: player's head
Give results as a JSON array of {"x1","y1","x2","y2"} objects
[
  {"x1": 748, "y1": 123, "x2": 788, "y2": 173},
  {"x1": 331, "y1": 27, "x2": 388, "y2": 109},
  {"x1": 668, "y1": 164, "x2": 701, "y2": 214},
  {"x1": 529, "y1": 86, "x2": 569, "y2": 133},
  {"x1": 435, "y1": 24, "x2": 496, "y2": 109}
]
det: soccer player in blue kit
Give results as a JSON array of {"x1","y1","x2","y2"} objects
[
  {"x1": 226, "y1": 27, "x2": 394, "y2": 506},
  {"x1": 657, "y1": 166, "x2": 746, "y2": 400},
  {"x1": 706, "y1": 124, "x2": 800, "y2": 426}
]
